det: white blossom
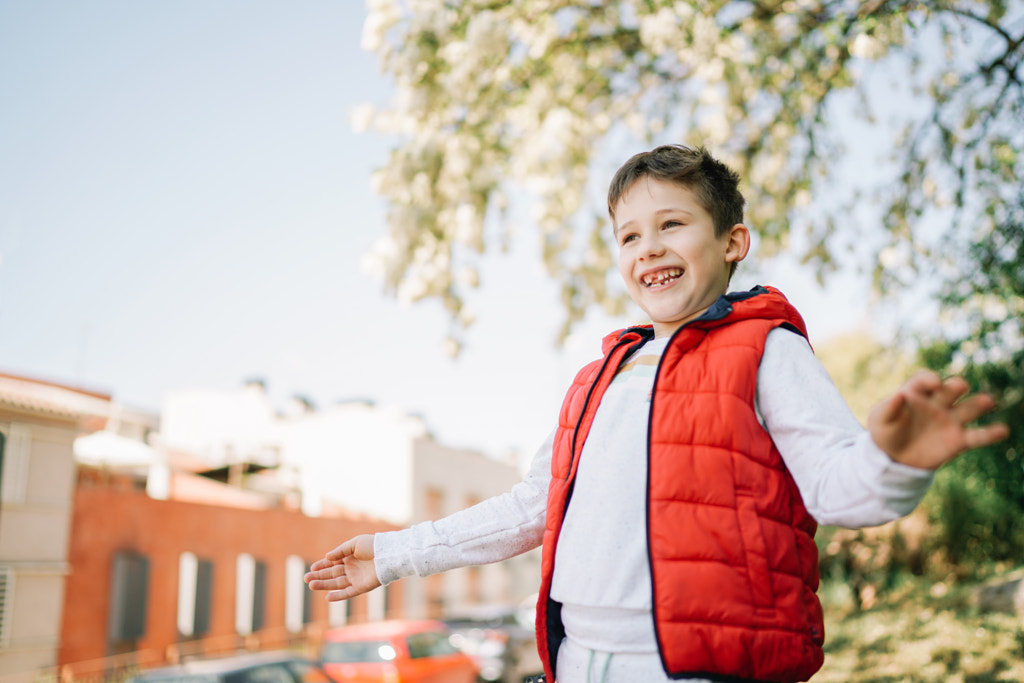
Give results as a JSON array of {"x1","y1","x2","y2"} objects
[
  {"x1": 351, "y1": 0, "x2": 1017, "y2": 352},
  {"x1": 350, "y1": 103, "x2": 376, "y2": 134},
  {"x1": 639, "y1": 8, "x2": 681, "y2": 53},
  {"x1": 362, "y1": 0, "x2": 401, "y2": 52},
  {"x1": 850, "y1": 32, "x2": 887, "y2": 60}
]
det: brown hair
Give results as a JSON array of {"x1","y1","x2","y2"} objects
[{"x1": 607, "y1": 144, "x2": 745, "y2": 238}]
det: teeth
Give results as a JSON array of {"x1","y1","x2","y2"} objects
[{"x1": 643, "y1": 268, "x2": 682, "y2": 286}]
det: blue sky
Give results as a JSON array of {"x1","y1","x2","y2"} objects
[{"x1": 0, "y1": 1, "x2": 871, "y2": 461}]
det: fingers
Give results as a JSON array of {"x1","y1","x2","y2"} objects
[
  {"x1": 910, "y1": 373, "x2": 1008, "y2": 451},
  {"x1": 308, "y1": 557, "x2": 335, "y2": 573},
  {"x1": 325, "y1": 538, "x2": 357, "y2": 562},
  {"x1": 934, "y1": 375, "x2": 970, "y2": 408},
  {"x1": 878, "y1": 370, "x2": 951, "y2": 425},
  {"x1": 902, "y1": 371, "x2": 968, "y2": 405},
  {"x1": 902, "y1": 372, "x2": 990, "y2": 418},
  {"x1": 904, "y1": 369, "x2": 943, "y2": 396},
  {"x1": 307, "y1": 575, "x2": 352, "y2": 593},
  {"x1": 950, "y1": 391, "x2": 996, "y2": 424},
  {"x1": 303, "y1": 561, "x2": 348, "y2": 589},
  {"x1": 327, "y1": 587, "x2": 363, "y2": 602},
  {"x1": 304, "y1": 562, "x2": 349, "y2": 589},
  {"x1": 305, "y1": 539, "x2": 358, "y2": 580},
  {"x1": 965, "y1": 422, "x2": 1010, "y2": 450}
]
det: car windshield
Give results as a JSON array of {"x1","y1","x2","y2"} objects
[
  {"x1": 225, "y1": 664, "x2": 293, "y2": 683},
  {"x1": 405, "y1": 631, "x2": 459, "y2": 659},
  {"x1": 131, "y1": 675, "x2": 219, "y2": 683},
  {"x1": 285, "y1": 661, "x2": 333, "y2": 683},
  {"x1": 321, "y1": 640, "x2": 396, "y2": 663}
]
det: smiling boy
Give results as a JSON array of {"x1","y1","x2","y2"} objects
[{"x1": 306, "y1": 145, "x2": 1007, "y2": 683}]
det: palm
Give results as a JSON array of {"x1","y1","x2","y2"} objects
[{"x1": 868, "y1": 371, "x2": 1008, "y2": 470}]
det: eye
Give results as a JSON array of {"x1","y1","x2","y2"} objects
[
  {"x1": 620, "y1": 233, "x2": 638, "y2": 245},
  {"x1": 662, "y1": 220, "x2": 683, "y2": 230}
]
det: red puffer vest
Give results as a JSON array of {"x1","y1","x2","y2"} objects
[{"x1": 535, "y1": 286, "x2": 825, "y2": 682}]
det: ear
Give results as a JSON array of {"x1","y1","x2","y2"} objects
[{"x1": 724, "y1": 223, "x2": 750, "y2": 264}]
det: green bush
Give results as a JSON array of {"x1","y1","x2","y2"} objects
[{"x1": 918, "y1": 340, "x2": 1024, "y2": 573}]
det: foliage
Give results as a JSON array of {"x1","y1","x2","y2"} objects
[
  {"x1": 817, "y1": 575, "x2": 1024, "y2": 682},
  {"x1": 356, "y1": 0, "x2": 1023, "y2": 345},
  {"x1": 912, "y1": 171, "x2": 1024, "y2": 569},
  {"x1": 918, "y1": 337, "x2": 1024, "y2": 568},
  {"x1": 814, "y1": 330, "x2": 915, "y2": 422}
]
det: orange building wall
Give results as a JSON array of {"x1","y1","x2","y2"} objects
[{"x1": 59, "y1": 480, "x2": 402, "y2": 668}]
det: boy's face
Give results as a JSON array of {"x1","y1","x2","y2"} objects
[{"x1": 614, "y1": 177, "x2": 749, "y2": 338}]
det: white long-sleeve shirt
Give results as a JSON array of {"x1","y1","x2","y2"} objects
[{"x1": 374, "y1": 328, "x2": 933, "y2": 653}]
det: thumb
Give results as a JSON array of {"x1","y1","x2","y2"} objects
[
  {"x1": 325, "y1": 537, "x2": 358, "y2": 562},
  {"x1": 873, "y1": 391, "x2": 907, "y2": 427}
]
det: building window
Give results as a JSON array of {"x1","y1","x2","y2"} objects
[
  {"x1": 177, "y1": 553, "x2": 213, "y2": 638},
  {"x1": 236, "y1": 554, "x2": 266, "y2": 635},
  {"x1": 0, "y1": 424, "x2": 30, "y2": 506},
  {"x1": 0, "y1": 431, "x2": 6, "y2": 511},
  {"x1": 328, "y1": 598, "x2": 349, "y2": 628},
  {"x1": 196, "y1": 559, "x2": 213, "y2": 635},
  {"x1": 0, "y1": 565, "x2": 12, "y2": 650},
  {"x1": 108, "y1": 552, "x2": 149, "y2": 652},
  {"x1": 285, "y1": 555, "x2": 307, "y2": 633},
  {"x1": 253, "y1": 560, "x2": 267, "y2": 632},
  {"x1": 303, "y1": 564, "x2": 313, "y2": 625}
]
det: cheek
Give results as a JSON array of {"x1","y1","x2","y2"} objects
[
  {"x1": 690, "y1": 240, "x2": 723, "y2": 266},
  {"x1": 617, "y1": 251, "x2": 631, "y2": 278}
]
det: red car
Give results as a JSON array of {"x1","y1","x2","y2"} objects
[{"x1": 320, "y1": 620, "x2": 478, "y2": 683}]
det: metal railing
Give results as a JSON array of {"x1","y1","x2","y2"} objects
[{"x1": 14, "y1": 624, "x2": 327, "y2": 683}]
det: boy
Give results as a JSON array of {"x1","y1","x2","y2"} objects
[{"x1": 305, "y1": 145, "x2": 1008, "y2": 682}]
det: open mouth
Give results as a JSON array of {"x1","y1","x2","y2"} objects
[{"x1": 642, "y1": 268, "x2": 683, "y2": 287}]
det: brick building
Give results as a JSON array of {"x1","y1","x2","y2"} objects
[{"x1": 57, "y1": 470, "x2": 401, "y2": 679}]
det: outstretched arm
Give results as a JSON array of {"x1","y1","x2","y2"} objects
[
  {"x1": 868, "y1": 369, "x2": 1010, "y2": 470},
  {"x1": 759, "y1": 329, "x2": 1006, "y2": 528},
  {"x1": 304, "y1": 430, "x2": 553, "y2": 602},
  {"x1": 304, "y1": 534, "x2": 380, "y2": 602}
]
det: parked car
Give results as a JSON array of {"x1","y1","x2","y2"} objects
[
  {"x1": 442, "y1": 600, "x2": 543, "y2": 683},
  {"x1": 128, "y1": 651, "x2": 339, "y2": 683},
  {"x1": 320, "y1": 619, "x2": 478, "y2": 683}
]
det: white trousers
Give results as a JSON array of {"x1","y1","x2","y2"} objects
[{"x1": 555, "y1": 637, "x2": 711, "y2": 683}]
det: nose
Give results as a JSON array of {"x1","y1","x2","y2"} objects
[{"x1": 637, "y1": 232, "x2": 665, "y2": 259}]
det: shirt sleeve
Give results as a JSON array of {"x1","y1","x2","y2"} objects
[
  {"x1": 373, "y1": 430, "x2": 553, "y2": 585},
  {"x1": 757, "y1": 328, "x2": 934, "y2": 528}
]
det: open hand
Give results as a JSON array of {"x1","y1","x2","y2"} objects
[
  {"x1": 304, "y1": 534, "x2": 380, "y2": 602},
  {"x1": 868, "y1": 369, "x2": 1009, "y2": 470}
]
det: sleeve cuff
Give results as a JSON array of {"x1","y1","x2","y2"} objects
[
  {"x1": 860, "y1": 435, "x2": 935, "y2": 515},
  {"x1": 374, "y1": 530, "x2": 416, "y2": 586}
]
